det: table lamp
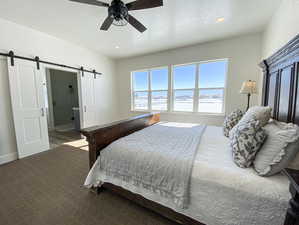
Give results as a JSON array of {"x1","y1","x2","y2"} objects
[{"x1": 240, "y1": 80, "x2": 257, "y2": 111}]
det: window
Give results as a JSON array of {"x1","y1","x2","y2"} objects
[
  {"x1": 198, "y1": 60, "x2": 227, "y2": 113},
  {"x1": 173, "y1": 64, "x2": 196, "y2": 112},
  {"x1": 151, "y1": 68, "x2": 168, "y2": 110},
  {"x1": 132, "y1": 71, "x2": 149, "y2": 110},
  {"x1": 172, "y1": 60, "x2": 227, "y2": 113},
  {"x1": 132, "y1": 67, "x2": 168, "y2": 111},
  {"x1": 131, "y1": 59, "x2": 227, "y2": 114}
]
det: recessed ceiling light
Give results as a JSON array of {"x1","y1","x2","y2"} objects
[
  {"x1": 115, "y1": 46, "x2": 120, "y2": 49},
  {"x1": 216, "y1": 17, "x2": 225, "y2": 23}
]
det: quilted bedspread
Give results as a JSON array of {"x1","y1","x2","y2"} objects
[{"x1": 85, "y1": 122, "x2": 206, "y2": 208}]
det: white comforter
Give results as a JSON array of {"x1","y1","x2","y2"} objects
[
  {"x1": 85, "y1": 124, "x2": 290, "y2": 225},
  {"x1": 86, "y1": 122, "x2": 206, "y2": 208}
]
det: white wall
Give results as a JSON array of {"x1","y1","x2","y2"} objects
[
  {"x1": 0, "y1": 18, "x2": 119, "y2": 164},
  {"x1": 258, "y1": 0, "x2": 299, "y2": 103},
  {"x1": 262, "y1": 0, "x2": 299, "y2": 59},
  {"x1": 116, "y1": 34, "x2": 262, "y2": 125}
]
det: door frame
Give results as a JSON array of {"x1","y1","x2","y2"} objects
[{"x1": 42, "y1": 65, "x2": 84, "y2": 131}]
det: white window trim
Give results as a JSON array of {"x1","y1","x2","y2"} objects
[{"x1": 131, "y1": 59, "x2": 228, "y2": 115}]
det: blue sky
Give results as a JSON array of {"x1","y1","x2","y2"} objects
[
  {"x1": 133, "y1": 60, "x2": 227, "y2": 95},
  {"x1": 199, "y1": 61, "x2": 227, "y2": 88},
  {"x1": 173, "y1": 65, "x2": 196, "y2": 89}
]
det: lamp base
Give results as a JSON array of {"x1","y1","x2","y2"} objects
[{"x1": 246, "y1": 93, "x2": 251, "y2": 111}]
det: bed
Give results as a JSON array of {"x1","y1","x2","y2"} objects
[{"x1": 81, "y1": 33, "x2": 299, "y2": 225}]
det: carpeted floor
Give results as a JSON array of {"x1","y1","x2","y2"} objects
[
  {"x1": 48, "y1": 130, "x2": 86, "y2": 149},
  {"x1": 0, "y1": 146, "x2": 175, "y2": 225}
]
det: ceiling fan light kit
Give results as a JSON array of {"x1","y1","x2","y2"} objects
[{"x1": 69, "y1": 0, "x2": 163, "y2": 33}]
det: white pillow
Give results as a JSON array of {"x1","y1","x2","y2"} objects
[
  {"x1": 253, "y1": 120, "x2": 299, "y2": 176},
  {"x1": 240, "y1": 106, "x2": 272, "y2": 126},
  {"x1": 229, "y1": 106, "x2": 271, "y2": 137}
]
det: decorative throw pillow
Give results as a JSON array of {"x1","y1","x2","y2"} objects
[
  {"x1": 223, "y1": 109, "x2": 244, "y2": 137},
  {"x1": 229, "y1": 119, "x2": 267, "y2": 168},
  {"x1": 253, "y1": 120, "x2": 299, "y2": 176},
  {"x1": 229, "y1": 106, "x2": 271, "y2": 138}
]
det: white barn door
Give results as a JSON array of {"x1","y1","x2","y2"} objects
[
  {"x1": 80, "y1": 72, "x2": 97, "y2": 128},
  {"x1": 8, "y1": 58, "x2": 49, "y2": 158}
]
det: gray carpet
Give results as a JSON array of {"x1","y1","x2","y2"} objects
[{"x1": 0, "y1": 146, "x2": 175, "y2": 225}]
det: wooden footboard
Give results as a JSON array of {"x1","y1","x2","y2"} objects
[{"x1": 81, "y1": 113, "x2": 160, "y2": 168}]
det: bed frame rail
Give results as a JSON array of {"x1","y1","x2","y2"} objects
[{"x1": 81, "y1": 113, "x2": 160, "y2": 168}]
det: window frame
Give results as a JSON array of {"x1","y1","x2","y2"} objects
[
  {"x1": 171, "y1": 59, "x2": 228, "y2": 114},
  {"x1": 130, "y1": 58, "x2": 228, "y2": 115},
  {"x1": 131, "y1": 66, "x2": 170, "y2": 112}
]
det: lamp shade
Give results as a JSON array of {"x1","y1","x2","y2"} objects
[{"x1": 240, "y1": 80, "x2": 257, "y2": 94}]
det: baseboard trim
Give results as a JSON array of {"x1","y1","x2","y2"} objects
[{"x1": 0, "y1": 152, "x2": 18, "y2": 165}]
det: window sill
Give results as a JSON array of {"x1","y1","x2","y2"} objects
[{"x1": 130, "y1": 110, "x2": 225, "y2": 117}]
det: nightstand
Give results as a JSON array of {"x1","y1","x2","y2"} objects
[{"x1": 283, "y1": 168, "x2": 299, "y2": 225}]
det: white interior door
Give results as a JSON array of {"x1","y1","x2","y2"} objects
[
  {"x1": 8, "y1": 58, "x2": 49, "y2": 158},
  {"x1": 80, "y1": 72, "x2": 97, "y2": 128}
]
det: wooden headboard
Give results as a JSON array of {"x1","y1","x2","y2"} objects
[{"x1": 260, "y1": 34, "x2": 299, "y2": 125}]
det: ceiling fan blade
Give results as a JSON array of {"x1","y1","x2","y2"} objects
[
  {"x1": 69, "y1": 0, "x2": 109, "y2": 7},
  {"x1": 126, "y1": 0, "x2": 163, "y2": 11},
  {"x1": 126, "y1": 14, "x2": 147, "y2": 33},
  {"x1": 100, "y1": 16, "x2": 114, "y2": 30}
]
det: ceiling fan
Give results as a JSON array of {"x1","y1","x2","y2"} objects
[{"x1": 69, "y1": 0, "x2": 163, "y2": 33}]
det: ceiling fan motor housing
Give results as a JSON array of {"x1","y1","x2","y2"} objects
[{"x1": 109, "y1": 0, "x2": 129, "y2": 22}]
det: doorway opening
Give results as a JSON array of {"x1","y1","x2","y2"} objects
[{"x1": 45, "y1": 68, "x2": 87, "y2": 150}]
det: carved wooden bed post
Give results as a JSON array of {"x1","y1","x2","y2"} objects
[{"x1": 259, "y1": 59, "x2": 269, "y2": 107}]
